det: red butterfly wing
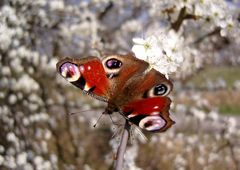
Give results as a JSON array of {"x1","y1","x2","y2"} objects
[
  {"x1": 122, "y1": 97, "x2": 174, "y2": 132},
  {"x1": 57, "y1": 57, "x2": 110, "y2": 101},
  {"x1": 115, "y1": 68, "x2": 175, "y2": 132},
  {"x1": 77, "y1": 58, "x2": 109, "y2": 96}
]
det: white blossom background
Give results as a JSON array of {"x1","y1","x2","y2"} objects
[{"x1": 0, "y1": 0, "x2": 240, "y2": 170}]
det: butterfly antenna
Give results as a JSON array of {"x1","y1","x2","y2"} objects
[
  {"x1": 93, "y1": 112, "x2": 105, "y2": 128},
  {"x1": 68, "y1": 109, "x2": 94, "y2": 116}
]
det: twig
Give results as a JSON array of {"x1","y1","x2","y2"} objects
[
  {"x1": 115, "y1": 120, "x2": 130, "y2": 170},
  {"x1": 98, "y1": 1, "x2": 114, "y2": 20},
  {"x1": 192, "y1": 27, "x2": 221, "y2": 45},
  {"x1": 171, "y1": 6, "x2": 199, "y2": 32}
]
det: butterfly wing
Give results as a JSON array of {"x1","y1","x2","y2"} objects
[
  {"x1": 116, "y1": 69, "x2": 175, "y2": 132},
  {"x1": 56, "y1": 53, "x2": 148, "y2": 102},
  {"x1": 57, "y1": 57, "x2": 110, "y2": 101},
  {"x1": 122, "y1": 97, "x2": 174, "y2": 132}
]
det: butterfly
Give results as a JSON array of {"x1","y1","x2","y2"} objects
[{"x1": 56, "y1": 53, "x2": 175, "y2": 132}]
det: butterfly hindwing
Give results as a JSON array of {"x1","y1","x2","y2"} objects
[
  {"x1": 117, "y1": 69, "x2": 175, "y2": 132},
  {"x1": 122, "y1": 97, "x2": 174, "y2": 132}
]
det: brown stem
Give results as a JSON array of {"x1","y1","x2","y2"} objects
[
  {"x1": 193, "y1": 27, "x2": 221, "y2": 44},
  {"x1": 171, "y1": 6, "x2": 199, "y2": 32},
  {"x1": 98, "y1": 1, "x2": 114, "y2": 20},
  {"x1": 227, "y1": 140, "x2": 239, "y2": 170}
]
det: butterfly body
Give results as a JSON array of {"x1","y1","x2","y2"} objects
[{"x1": 57, "y1": 53, "x2": 175, "y2": 132}]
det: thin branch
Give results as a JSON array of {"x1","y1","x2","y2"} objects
[
  {"x1": 193, "y1": 27, "x2": 221, "y2": 45},
  {"x1": 171, "y1": 6, "x2": 199, "y2": 32},
  {"x1": 227, "y1": 140, "x2": 239, "y2": 170},
  {"x1": 115, "y1": 120, "x2": 130, "y2": 170},
  {"x1": 98, "y1": 1, "x2": 114, "y2": 20}
]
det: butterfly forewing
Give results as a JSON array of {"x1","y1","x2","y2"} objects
[{"x1": 57, "y1": 57, "x2": 110, "y2": 101}]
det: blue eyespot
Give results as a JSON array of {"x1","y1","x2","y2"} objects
[
  {"x1": 154, "y1": 84, "x2": 168, "y2": 96},
  {"x1": 106, "y1": 58, "x2": 122, "y2": 69}
]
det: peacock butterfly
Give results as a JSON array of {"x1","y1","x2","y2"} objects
[{"x1": 56, "y1": 53, "x2": 175, "y2": 132}]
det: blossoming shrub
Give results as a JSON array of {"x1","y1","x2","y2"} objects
[{"x1": 0, "y1": 0, "x2": 239, "y2": 169}]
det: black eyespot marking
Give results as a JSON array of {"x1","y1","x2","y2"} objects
[
  {"x1": 129, "y1": 115, "x2": 146, "y2": 126},
  {"x1": 105, "y1": 58, "x2": 122, "y2": 69},
  {"x1": 88, "y1": 86, "x2": 96, "y2": 93},
  {"x1": 144, "y1": 121, "x2": 153, "y2": 128},
  {"x1": 72, "y1": 76, "x2": 86, "y2": 90},
  {"x1": 154, "y1": 84, "x2": 168, "y2": 96}
]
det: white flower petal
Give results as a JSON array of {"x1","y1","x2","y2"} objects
[
  {"x1": 132, "y1": 37, "x2": 145, "y2": 45},
  {"x1": 131, "y1": 45, "x2": 147, "y2": 60},
  {"x1": 176, "y1": 56, "x2": 184, "y2": 63}
]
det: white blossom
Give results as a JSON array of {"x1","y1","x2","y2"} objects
[
  {"x1": 2, "y1": 66, "x2": 11, "y2": 76},
  {"x1": 50, "y1": 154, "x2": 58, "y2": 164},
  {"x1": 8, "y1": 94, "x2": 17, "y2": 105},
  {"x1": 0, "y1": 25, "x2": 14, "y2": 51},
  {"x1": 191, "y1": 108, "x2": 206, "y2": 121},
  {"x1": 197, "y1": 156, "x2": 205, "y2": 165},
  {"x1": 0, "y1": 145, "x2": 5, "y2": 153},
  {"x1": 208, "y1": 111, "x2": 219, "y2": 121},
  {"x1": 174, "y1": 154, "x2": 187, "y2": 167},
  {"x1": 16, "y1": 152, "x2": 27, "y2": 165},
  {"x1": 14, "y1": 74, "x2": 39, "y2": 93},
  {"x1": 0, "y1": 155, "x2": 4, "y2": 165},
  {"x1": 5, "y1": 156, "x2": 16, "y2": 169},
  {"x1": 10, "y1": 58, "x2": 24, "y2": 73},
  {"x1": 34, "y1": 156, "x2": 43, "y2": 166},
  {"x1": 23, "y1": 163, "x2": 34, "y2": 170},
  {"x1": 208, "y1": 152, "x2": 219, "y2": 162},
  {"x1": 7, "y1": 132, "x2": 18, "y2": 142},
  {"x1": 44, "y1": 129, "x2": 52, "y2": 140},
  {"x1": 49, "y1": 0, "x2": 64, "y2": 11},
  {"x1": 132, "y1": 31, "x2": 184, "y2": 78}
]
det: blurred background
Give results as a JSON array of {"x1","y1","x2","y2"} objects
[{"x1": 0, "y1": 0, "x2": 240, "y2": 170}]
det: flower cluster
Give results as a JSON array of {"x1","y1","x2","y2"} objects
[{"x1": 132, "y1": 31, "x2": 184, "y2": 78}]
